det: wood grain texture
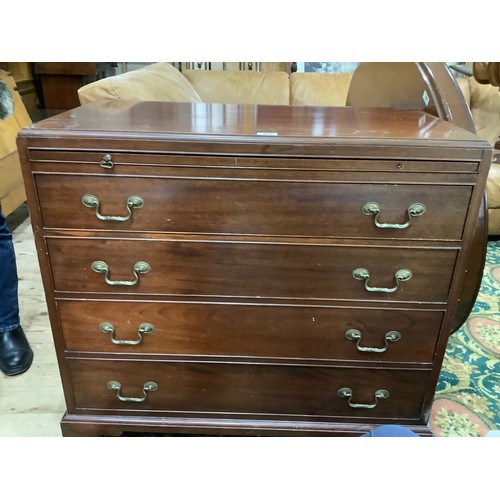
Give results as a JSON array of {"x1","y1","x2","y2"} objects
[
  {"x1": 67, "y1": 358, "x2": 431, "y2": 420},
  {"x1": 22, "y1": 102, "x2": 483, "y2": 144},
  {"x1": 46, "y1": 237, "x2": 459, "y2": 303},
  {"x1": 57, "y1": 299, "x2": 444, "y2": 363},
  {"x1": 35, "y1": 173, "x2": 473, "y2": 240}
]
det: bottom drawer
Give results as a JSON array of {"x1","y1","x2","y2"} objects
[{"x1": 67, "y1": 358, "x2": 430, "y2": 420}]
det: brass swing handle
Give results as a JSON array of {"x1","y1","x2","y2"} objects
[
  {"x1": 345, "y1": 329, "x2": 402, "y2": 353},
  {"x1": 362, "y1": 202, "x2": 426, "y2": 229},
  {"x1": 91, "y1": 260, "x2": 151, "y2": 286},
  {"x1": 337, "y1": 387, "x2": 390, "y2": 409},
  {"x1": 81, "y1": 194, "x2": 144, "y2": 222},
  {"x1": 99, "y1": 322, "x2": 155, "y2": 346},
  {"x1": 107, "y1": 380, "x2": 158, "y2": 403},
  {"x1": 352, "y1": 268, "x2": 412, "y2": 293}
]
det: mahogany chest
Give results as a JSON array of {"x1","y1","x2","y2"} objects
[{"x1": 17, "y1": 101, "x2": 491, "y2": 436}]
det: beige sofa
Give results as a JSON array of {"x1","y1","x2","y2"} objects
[{"x1": 78, "y1": 62, "x2": 500, "y2": 235}]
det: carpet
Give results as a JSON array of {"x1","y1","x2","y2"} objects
[{"x1": 430, "y1": 240, "x2": 500, "y2": 436}]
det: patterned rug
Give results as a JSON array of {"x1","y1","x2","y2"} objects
[{"x1": 430, "y1": 240, "x2": 500, "y2": 436}]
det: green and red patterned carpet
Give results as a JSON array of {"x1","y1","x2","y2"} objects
[{"x1": 430, "y1": 240, "x2": 500, "y2": 436}]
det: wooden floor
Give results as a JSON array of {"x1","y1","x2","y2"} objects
[{"x1": 0, "y1": 213, "x2": 65, "y2": 436}]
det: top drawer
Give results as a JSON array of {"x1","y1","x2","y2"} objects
[
  {"x1": 28, "y1": 150, "x2": 481, "y2": 173},
  {"x1": 34, "y1": 174, "x2": 472, "y2": 241}
]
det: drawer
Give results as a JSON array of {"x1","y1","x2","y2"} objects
[
  {"x1": 47, "y1": 237, "x2": 458, "y2": 303},
  {"x1": 58, "y1": 300, "x2": 444, "y2": 363},
  {"x1": 35, "y1": 174, "x2": 471, "y2": 240},
  {"x1": 68, "y1": 358, "x2": 431, "y2": 420},
  {"x1": 28, "y1": 150, "x2": 480, "y2": 173}
]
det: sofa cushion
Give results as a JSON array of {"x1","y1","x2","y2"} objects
[
  {"x1": 290, "y1": 72, "x2": 353, "y2": 106},
  {"x1": 468, "y1": 77, "x2": 500, "y2": 146},
  {"x1": 78, "y1": 62, "x2": 203, "y2": 105},
  {"x1": 183, "y1": 70, "x2": 290, "y2": 105}
]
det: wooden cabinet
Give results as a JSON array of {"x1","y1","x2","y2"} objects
[
  {"x1": 34, "y1": 62, "x2": 96, "y2": 110},
  {"x1": 17, "y1": 101, "x2": 491, "y2": 436}
]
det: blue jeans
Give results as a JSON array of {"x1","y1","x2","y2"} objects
[{"x1": 0, "y1": 210, "x2": 20, "y2": 333}]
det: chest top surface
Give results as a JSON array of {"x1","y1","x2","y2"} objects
[{"x1": 20, "y1": 101, "x2": 486, "y2": 145}]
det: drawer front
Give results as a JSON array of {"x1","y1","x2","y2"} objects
[
  {"x1": 58, "y1": 300, "x2": 443, "y2": 363},
  {"x1": 35, "y1": 174, "x2": 471, "y2": 240},
  {"x1": 28, "y1": 150, "x2": 480, "y2": 172},
  {"x1": 47, "y1": 237, "x2": 458, "y2": 303},
  {"x1": 68, "y1": 358, "x2": 430, "y2": 419}
]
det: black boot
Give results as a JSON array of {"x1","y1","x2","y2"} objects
[{"x1": 0, "y1": 326, "x2": 34, "y2": 376}]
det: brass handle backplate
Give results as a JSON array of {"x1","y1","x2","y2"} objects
[
  {"x1": 345, "y1": 329, "x2": 402, "y2": 353},
  {"x1": 337, "y1": 387, "x2": 390, "y2": 409},
  {"x1": 352, "y1": 268, "x2": 412, "y2": 293},
  {"x1": 107, "y1": 380, "x2": 158, "y2": 403},
  {"x1": 91, "y1": 260, "x2": 151, "y2": 286},
  {"x1": 99, "y1": 322, "x2": 155, "y2": 345},
  {"x1": 362, "y1": 202, "x2": 426, "y2": 229},
  {"x1": 81, "y1": 194, "x2": 144, "y2": 222},
  {"x1": 99, "y1": 153, "x2": 114, "y2": 169}
]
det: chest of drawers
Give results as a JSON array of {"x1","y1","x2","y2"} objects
[{"x1": 18, "y1": 102, "x2": 491, "y2": 436}]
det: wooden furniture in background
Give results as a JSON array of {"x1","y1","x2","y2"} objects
[
  {"x1": 0, "y1": 70, "x2": 31, "y2": 216},
  {"x1": 18, "y1": 101, "x2": 491, "y2": 436},
  {"x1": 34, "y1": 62, "x2": 96, "y2": 110}
]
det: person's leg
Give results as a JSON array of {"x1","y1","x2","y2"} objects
[
  {"x1": 0, "y1": 210, "x2": 33, "y2": 376},
  {"x1": 0, "y1": 211, "x2": 21, "y2": 331}
]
